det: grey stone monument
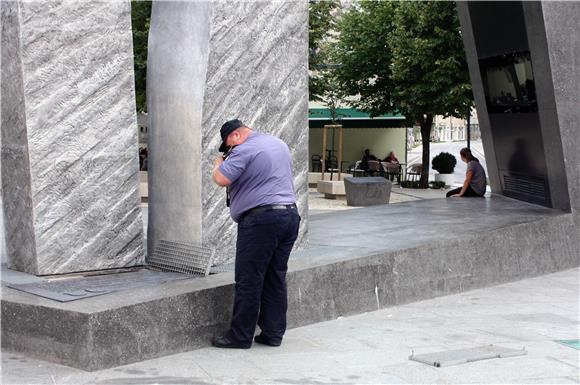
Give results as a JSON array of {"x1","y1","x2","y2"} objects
[
  {"x1": 147, "y1": 0, "x2": 309, "y2": 265},
  {"x1": 1, "y1": 1, "x2": 144, "y2": 275},
  {"x1": 541, "y1": 1, "x2": 580, "y2": 245},
  {"x1": 458, "y1": 1, "x2": 580, "y2": 252},
  {"x1": 0, "y1": 7, "x2": 5, "y2": 264}
]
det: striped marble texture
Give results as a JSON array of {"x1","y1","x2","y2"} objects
[
  {"x1": 0, "y1": 3, "x2": 5, "y2": 264},
  {"x1": 200, "y1": 1, "x2": 309, "y2": 265},
  {"x1": 1, "y1": 0, "x2": 39, "y2": 273},
  {"x1": 1, "y1": 1, "x2": 144, "y2": 275}
]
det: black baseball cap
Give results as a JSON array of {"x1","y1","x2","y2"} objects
[{"x1": 219, "y1": 119, "x2": 244, "y2": 152}]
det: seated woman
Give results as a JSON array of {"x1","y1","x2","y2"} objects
[
  {"x1": 383, "y1": 151, "x2": 399, "y2": 164},
  {"x1": 360, "y1": 148, "x2": 377, "y2": 171},
  {"x1": 447, "y1": 147, "x2": 486, "y2": 198}
]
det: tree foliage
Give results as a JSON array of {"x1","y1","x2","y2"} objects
[
  {"x1": 309, "y1": 0, "x2": 340, "y2": 102},
  {"x1": 333, "y1": 1, "x2": 473, "y2": 187},
  {"x1": 332, "y1": 1, "x2": 398, "y2": 117},
  {"x1": 131, "y1": 1, "x2": 152, "y2": 113},
  {"x1": 389, "y1": 2, "x2": 472, "y2": 122}
]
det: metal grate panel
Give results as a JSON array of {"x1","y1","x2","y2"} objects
[
  {"x1": 502, "y1": 172, "x2": 550, "y2": 206},
  {"x1": 409, "y1": 345, "x2": 527, "y2": 367},
  {"x1": 210, "y1": 263, "x2": 235, "y2": 274},
  {"x1": 147, "y1": 240, "x2": 214, "y2": 276},
  {"x1": 504, "y1": 174, "x2": 546, "y2": 198}
]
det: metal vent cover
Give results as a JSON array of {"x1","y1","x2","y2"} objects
[
  {"x1": 502, "y1": 173, "x2": 549, "y2": 205},
  {"x1": 147, "y1": 240, "x2": 214, "y2": 276},
  {"x1": 210, "y1": 262, "x2": 235, "y2": 274}
]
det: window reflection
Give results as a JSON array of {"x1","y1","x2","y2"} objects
[{"x1": 481, "y1": 51, "x2": 537, "y2": 113}]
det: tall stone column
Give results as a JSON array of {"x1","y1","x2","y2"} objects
[
  {"x1": 146, "y1": 1, "x2": 210, "y2": 256},
  {"x1": 457, "y1": 0, "x2": 580, "y2": 254},
  {"x1": 541, "y1": 1, "x2": 580, "y2": 246},
  {"x1": 1, "y1": 1, "x2": 144, "y2": 275},
  {"x1": 0, "y1": 3, "x2": 5, "y2": 264},
  {"x1": 147, "y1": 0, "x2": 309, "y2": 265}
]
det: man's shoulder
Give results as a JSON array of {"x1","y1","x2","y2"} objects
[{"x1": 249, "y1": 132, "x2": 287, "y2": 147}]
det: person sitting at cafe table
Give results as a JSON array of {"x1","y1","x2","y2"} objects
[
  {"x1": 381, "y1": 151, "x2": 400, "y2": 182},
  {"x1": 383, "y1": 151, "x2": 399, "y2": 164},
  {"x1": 360, "y1": 148, "x2": 378, "y2": 171}
]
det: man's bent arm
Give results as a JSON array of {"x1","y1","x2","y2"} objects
[
  {"x1": 212, "y1": 157, "x2": 232, "y2": 187},
  {"x1": 213, "y1": 168, "x2": 232, "y2": 187}
]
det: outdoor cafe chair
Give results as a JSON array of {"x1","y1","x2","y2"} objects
[
  {"x1": 349, "y1": 160, "x2": 365, "y2": 177},
  {"x1": 311, "y1": 155, "x2": 322, "y2": 172},
  {"x1": 382, "y1": 162, "x2": 402, "y2": 184},
  {"x1": 406, "y1": 163, "x2": 422, "y2": 181},
  {"x1": 367, "y1": 160, "x2": 381, "y2": 176}
]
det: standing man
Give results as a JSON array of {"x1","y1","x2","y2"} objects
[{"x1": 211, "y1": 119, "x2": 300, "y2": 349}]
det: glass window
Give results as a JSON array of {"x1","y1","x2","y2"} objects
[{"x1": 480, "y1": 51, "x2": 537, "y2": 113}]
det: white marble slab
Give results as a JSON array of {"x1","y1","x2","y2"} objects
[
  {"x1": 1, "y1": 1, "x2": 144, "y2": 275},
  {"x1": 148, "y1": 0, "x2": 309, "y2": 265}
]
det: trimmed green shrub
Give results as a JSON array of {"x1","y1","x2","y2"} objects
[
  {"x1": 429, "y1": 181, "x2": 446, "y2": 189},
  {"x1": 400, "y1": 180, "x2": 427, "y2": 189},
  {"x1": 432, "y1": 152, "x2": 457, "y2": 174}
]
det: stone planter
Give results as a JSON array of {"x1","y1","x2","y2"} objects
[
  {"x1": 317, "y1": 180, "x2": 346, "y2": 199},
  {"x1": 343, "y1": 177, "x2": 392, "y2": 206},
  {"x1": 434, "y1": 173, "x2": 455, "y2": 187}
]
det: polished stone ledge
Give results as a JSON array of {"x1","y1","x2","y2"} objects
[{"x1": 1, "y1": 196, "x2": 578, "y2": 370}]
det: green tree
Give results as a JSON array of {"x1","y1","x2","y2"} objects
[
  {"x1": 334, "y1": 1, "x2": 473, "y2": 187},
  {"x1": 332, "y1": 1, "x2": 398, "y2": 116},
  {"x1": 309, "y1": 0, "x2": 340, "y2": 102},
  {"x1": 390, "y1": 1, "x2": 472, "y2": 186},
  {"x1": 131, "y1": 1, "x2": 152, "y2": 113}
]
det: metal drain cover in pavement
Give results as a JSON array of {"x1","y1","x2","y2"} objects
[
  {"x1": 409, "y1": 345, "x2": 527, "y2": 367},
  {"x1": 7, "y1": 269, "x2": 192, "y2": 302}
]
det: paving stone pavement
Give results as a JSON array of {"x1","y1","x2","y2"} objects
[
  {"x1": 308, "y1": 186, "x2": 450, "y2": 215},
  {"x1": 1, "y1": 268, "x2": 578, "y2": 384}
]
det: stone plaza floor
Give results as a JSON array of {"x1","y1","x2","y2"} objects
[
  {"x1": 307, "y1": 186, "x2": 450, "y2": 215},
  {"x1": 1, "y1": 267, "x2": 578, "y2": 384},
  {"x1": 301, "y1": 193, "x2": 561, "y2": 257}
]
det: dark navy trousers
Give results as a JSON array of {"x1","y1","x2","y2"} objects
[{"x1": 226, "y1": 206, "x2": 300, "y2": 346}]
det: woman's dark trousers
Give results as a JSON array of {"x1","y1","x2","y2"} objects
[{"x1": 446, "y1": 185, "x2": 484, "y2": 197}]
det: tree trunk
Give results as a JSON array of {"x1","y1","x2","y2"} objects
[{"x1": 420, "y1": 114, "x2": 434, "y2": 188}]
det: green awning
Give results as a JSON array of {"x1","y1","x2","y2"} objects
[
  {"x1": 309, "y1": 108, "x2": 404, "y2": 120},
  {"x1": 309, "y1": 108, "x2": 406, "y2": 129}
]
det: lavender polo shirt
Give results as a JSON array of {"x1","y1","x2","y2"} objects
[{"x1": 219, "y1": 132, "x2": 296, "y2": 223}]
